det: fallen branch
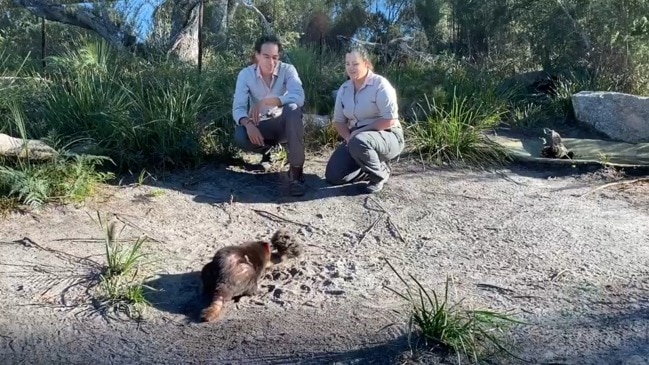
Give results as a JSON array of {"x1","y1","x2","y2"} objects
[
  {"x1": 1, "y1": 237, "x2": 101, "y2": 268},
  {"x1": 251, "y1": 209, "x2": 310, "y2": 229},
  {"x1": 580, "y1": 178, "x2": 649, "y2": 197},
  {"x1": 356, "y1": 212, "x2": 386, "y2": 248},
  {"x1": 366, "y1": 196, "x2": 406, "y2": 243}
]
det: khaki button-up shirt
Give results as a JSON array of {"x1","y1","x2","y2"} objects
[{"x1": 333, "y1": 70, "x2": 400, "y2": 130}]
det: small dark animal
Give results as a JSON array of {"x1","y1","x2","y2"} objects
[
  {"x1": 270, "y1": 227, "x2": 303, "y2": 264},
  {"x1": 200, "y1": 240, "x2": 272, "y2": 322},
  {"x1": 540, "y1": 128, "x2": 574, "y2": 159}
]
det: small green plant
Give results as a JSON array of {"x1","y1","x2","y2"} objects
[
  {"x1": 91, "y1": 211, "x2": 151, "y2": 320},
  {"x1": 405, "y1": 91, "x2": 511, "y2": 168},
  {"x1": 383, "y1": 259, "x2": 526, "y2": 364},
  {"x1": 0, "y1": 103, "x2": 114, "y2": 209}
]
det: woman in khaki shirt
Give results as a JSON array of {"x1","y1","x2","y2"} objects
[{"x1": 325, "y1": 46, "x2": 405, "y2": 193}]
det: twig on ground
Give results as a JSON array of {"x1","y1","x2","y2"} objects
[
  {"x1": 550, "y1": 268, "x2": 574, "y2": 281},
  {"x1": 366, "y1": 196, "x2": 406, "y2": 243},
  {"x1": 497, "y1": 171, "x2": 527, "y2": 186},
  {"x1": 251, "y1": 209, "x2": 312, "y2": 229},
  {"x1": 113, "y1": 214, "x2": 164, "y2": 244},
  {"x1": 580, "y1": 178, "x2": 649, "y2": 197},
  {"x1": 356, "y1": 212, "x2": 386, "y2": 248},
  {"x1": 476, "y1": 283, "x2": 516, "y2": 295},
  {"x1": 1, "y1": 238, "x2": 101, "y2": 268}
]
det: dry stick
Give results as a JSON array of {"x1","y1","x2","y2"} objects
[
  {"x1": 580, "y1": 178, "x2": 649, "y2": 198},
  {"x1": 356, "y1": 212, "x2": 386, "y2": 248},
  {"x1": 113, "y1": 214, "x2": 165, "y2": 244},
  {"x1": 251, "y1": 209, "x2": 314, "y2": 230},
  {"x1": 1, "y1": 238, "x2": 101, "y2": 268},
  {"x1": 367, "y1": 196, "x2": 406, "y2": 243}
]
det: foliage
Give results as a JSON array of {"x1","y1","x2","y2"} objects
[
  {"x1": 91, "y1": 211, "x2": 152, "y2": 320},
  {"x1": 383, "y1": 259, "x2": 527, "y2": 364},
  {"x1": 1, "y1": 0, "x2": 648, "y2": 184},
  {"x1": 405, "y1": 91, "x2": 511, "y2": 168},
  {"x1": 0, "y1": 103, "x2": 114, "y2": 209}
]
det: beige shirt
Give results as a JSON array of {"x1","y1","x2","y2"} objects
[{"x1": 332, "y1": 70, "x2": 400, "y2": 130}]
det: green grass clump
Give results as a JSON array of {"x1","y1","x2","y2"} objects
[
  {"x1": 405, "y1": 91, "x2": 511, "y2": 168},
  {"x1": 384, "y1": 259, "x2": 526, "y2": 364},
  {"x1": 91, "y1": 211, "x2": 151, "y2": 320},
  {"x1": 0, "y1": 104, "x2": 114, "y2": 210}
]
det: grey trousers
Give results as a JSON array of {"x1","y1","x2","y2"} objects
[
  {"x1": 325, "y1": 126, "x2": 405, "y2": 185},
  {"x1": 234, "y1": 103, "x2": 305, "y2": 167}
]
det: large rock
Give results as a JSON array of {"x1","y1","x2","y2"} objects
[
  {"x1": 572, "y1": 91, "x2": 649, "y2": 143},
  {"x1": 0, "y1": 133, "x2": 58, "y2": 161}
]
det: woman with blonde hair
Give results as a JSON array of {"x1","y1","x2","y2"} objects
[{"x1": 325, "y1": 45, "x2": 405, "y2": 193}]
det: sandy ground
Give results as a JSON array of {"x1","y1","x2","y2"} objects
[{"x1": 1, "y1": 151, "x2": 648, "y2": 365}]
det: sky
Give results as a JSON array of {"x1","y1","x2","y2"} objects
[{"x1": 113, "y1": 0, "x2": 163, "y2": 41}]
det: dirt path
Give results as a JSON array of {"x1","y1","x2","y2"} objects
[{"x1": 1, "y1": 153, "x2": 649, "y2": 365}]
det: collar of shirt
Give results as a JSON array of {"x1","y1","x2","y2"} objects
[
  {"x1": 342, "y1": 69, "x2": 376, "y2": 91},
  {"x1": 255, "y1": 63, "x2": 280, "y2": 79}
]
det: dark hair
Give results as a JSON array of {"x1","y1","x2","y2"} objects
[
  {"x1": 345, "y1": 45, "x2": 374, "y2": 71},
  {"x1": 250, "y1": 34, "x2": 283, "y2": 64}
]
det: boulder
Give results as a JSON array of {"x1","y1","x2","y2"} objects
[
  {"x1": 572, "y1": 91, "x2": 649, "y2": 143},
  {"x1": 0, "y1": 133, "x2": 58, "y2": 161},
  {"x1": 303, "y1": 114, "x2": 330, "y2": 127}
]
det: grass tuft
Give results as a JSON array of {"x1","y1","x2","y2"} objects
[
  {"x1": 383, "y1": 258, "x2": 527, "y2": 364},
  {"x1": 404, "y1": 91, "x2": 511, "y2": 168},
  {"x1": 90, "y1": 211, "x2": 152, "y2": 320},
  {"x1": 0, "y1": 103, "x2": 114, "y2": 210}
]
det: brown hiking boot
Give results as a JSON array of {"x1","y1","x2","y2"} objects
[{"x1": 288, "y1": 166, "x2": 306, "y2": 196}]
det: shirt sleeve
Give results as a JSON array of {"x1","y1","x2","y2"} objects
[
  {"x1": 332, "y1": 86, "x2": 346, "y2": 124},
  {"x1": 232, "y1": 68, "x2": 250, "y2": 125},
  {"x1": 278, "y1": 64, "x2": 305, "y2": 108},
  {"x1": 375, "y1": 78, "x2": 400, "y2": 120}
]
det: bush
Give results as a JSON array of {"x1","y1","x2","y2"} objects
[{"x1": 405, "y1": 91, "x2": 511, "y2": 168}]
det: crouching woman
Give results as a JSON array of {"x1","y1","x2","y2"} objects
[{"x1": 325, "y1": 46, "x2": 405, "y2": 193}]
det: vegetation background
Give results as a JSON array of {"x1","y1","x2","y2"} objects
[{"x1": 2, "y1": 0, "x2": 649, "y2": 209}]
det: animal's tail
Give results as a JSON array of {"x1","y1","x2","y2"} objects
[{"x1": 200, "y1": 285, "x2": 232, "y2": 322}]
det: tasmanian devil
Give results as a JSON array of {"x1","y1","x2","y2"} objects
[{"x1": 200, "y1": 239, "x2": 272, "y2": 322}]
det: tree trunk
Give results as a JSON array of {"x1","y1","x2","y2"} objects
[
  {"x1": 12, "y1": 0, "x2": 219, "y2": 64},
  {"x1": 167, "y1": 0, "x2": 201, "y2": 63}
]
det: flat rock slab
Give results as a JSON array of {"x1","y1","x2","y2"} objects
[
  {"x1": 489, "y1": 134, "x2": 649, "y2": 167},
  {"x1": 572, "y1": 91, "x2": 649, "y2": 143},
  {"x1": 0, "y1": 133, "x2": 58, "y2": 161}
]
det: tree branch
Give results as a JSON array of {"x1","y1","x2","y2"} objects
[
  {"x1": 236, "y1": 0, "x2": 272, "y2": 35},
  {"x1": 12, "y1": 0, "x2": 137, "y2": 50}
]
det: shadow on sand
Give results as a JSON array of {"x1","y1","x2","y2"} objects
[
  {"x1": 142, "y1": 269, "x2": 276, "y2": 324},
  {"x1": 142, "y1": 270, "x2": 206, "y2": 322},
  {"x1": 129, "y1": 157, "x2": 374, "y2": 206}
]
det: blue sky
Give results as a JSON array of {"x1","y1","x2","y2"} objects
[{"x1": 113, "y1": 0, "x2": 163, "y2": 41}]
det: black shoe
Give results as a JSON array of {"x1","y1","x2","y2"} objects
[{"x1": 288, "y1": 166, "x2": 306, "y2": 196}]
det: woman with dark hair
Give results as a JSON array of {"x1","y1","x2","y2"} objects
[
  {"x1": 325, "y1": 45, "x2": 405, "y2": 194},
  {"x1": 231, "y1": 35, "x2": 307, "y2": 196}
]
